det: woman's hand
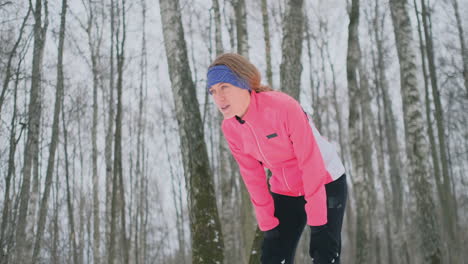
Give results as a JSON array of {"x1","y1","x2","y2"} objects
[
  {"x1": 309, "y1": 225, "x2": 340, "y2": 263},
  {"x1": 261, "y1": 226, "x2": 284, "y2": 263}
]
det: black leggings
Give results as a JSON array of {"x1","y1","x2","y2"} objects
[{"x1": 263, "y1": 174, "x2": 347, "y2": 264}]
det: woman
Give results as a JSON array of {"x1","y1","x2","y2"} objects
[{"x1": 207, "y1": 53, "x2": 347, "y2": 264}]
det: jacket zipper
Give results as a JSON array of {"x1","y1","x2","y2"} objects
[
  {"x1": 282, "y1": 167, "x2": 293, "y2": 192},
  {"x1": 244, "y1": 120, "x2": 274, "y2": 168},
  {"x1": 245, "y1": 120, "x2": 299, "y2": 195}
]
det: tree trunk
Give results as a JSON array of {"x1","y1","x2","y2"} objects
[
  {"x1": 231, "y1": 0, "x2": 256, "y2": 259},
  {"x1": 419, "y1": 0, "x2": 457, "y2": 245},
  {"x1": 280, "y1": 0, "x2": 304, "y2": 101},
  {"x1": 62, "y1": 100, "x2": 78, "y2": 264},
  {"x1": 0, "y1": 6, "x2": 31, "y2": 116},
  {"x1": 234, "y1": 0, "x2": 248, "y2": 57},
  {"x1": 213, "y1": 0, "x2": 223, "y2": 56},
  {"x1": 450, "y1": 0, "x2": 468, "y2": 96},
  {"x1": 15, "y1": 0, "x2": 48, "y2": 262},
  {"x1": 346, "y1": 0, "x2": 372, "y2": 262},
  {"x1": 31, "y1": 0, "x2": 67, "y2": 262},
  {"x1": 83, "y1": 0, "x2": 103, "y2": 263},
  {"x1": 158, "y1": 0, "x2": 225, "y2": 263},
  {"x1": 109, "y1": 0, "x2": 129, "y2": 263},
  {"x1": 0, "y1": 42, "x2": 27, "y2": 264},
  {"x1": 261, "y1": 0, "x2": 273, "y2": 86},
  {"x1": 51, "y1": 161, "x2": 59, "y2": 264},
  {"x1": 212, "y1": 2, "x2": 242, "y2": 263},
  {"x1": 248, "y1": 226, "x2": 262, "y2": 264},
  {"x1": 134, "y1": 1, "x2": 147, "y2": 263},
  {"x1": 304, "y1": 14, "x2": 322, "y2": 133},
  {"x1": 105, "y1": 1, "x2": 116, "y2": 260},
  {"x1": 389, "y1": 0, "x2": 443, "y2": 262},
  {"x1": 371, "y1": 1, "x2": 405, "y2": 262}
]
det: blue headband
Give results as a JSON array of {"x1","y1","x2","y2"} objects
[{"x1": 206, "y1": 65, "x2": 251, "y2": 93}]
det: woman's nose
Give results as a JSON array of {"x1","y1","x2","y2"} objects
[{"x1": 213, "y1": 93, "x2": 225, "y2": 103}]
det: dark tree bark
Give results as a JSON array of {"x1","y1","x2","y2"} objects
[
  {"x1": 159, "y1": 0, "x2": 224, "y2": 262},
  {"x1": 109, "y1": 0, "x2": 129, "y2": 263},
  {"x1": 0, "y1": 36, "x2": 27, "y2": 264},
  {"x1": 234, "y1": 0, "x2": 248, "y2": 57},
  {"x1": 280, "y1": 0, "x2": 304, "y2": 101},
  {"x1": 419, "y1": 0, "x2": 457, "y2": 245},
  {"x1": 62, "y1": 99, "x2": 78, "y2": 264},
  {"x1": 31, "y1": 0, "x2": 67, "y2": 261},
  {"x1": 450, "y1": 0, "x2": 468, "y2": 96},
  {"x1": 261, "y1": 0, "x2": 273, "y2": 86},
  {"x1": 15, "y1": 0, "x2": 48, "y2": 262},
  {"x1": 0, "y1": 6, "x2": 31, "y2": 116},
  {"x1": 213, "y1": 0, "x2": 223, "y2": 56},
  {"x1": 346, "y1": 0, "x2": 372, "y2": 262}
]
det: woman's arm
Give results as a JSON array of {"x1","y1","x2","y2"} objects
[
  {"x1": 223, "y1": 130, "x2": 279, "y2": 231},
  {"x1": 284, "y1": 98, "x2": 328, "y2": 226}
]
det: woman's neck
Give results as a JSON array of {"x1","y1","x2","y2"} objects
[{"x1": 238, "y1": 92, "x2": 251, "y2": 118}]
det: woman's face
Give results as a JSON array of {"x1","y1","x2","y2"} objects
[{"x1": 209, "y1": 82, "x2": 251, "y2": 119}]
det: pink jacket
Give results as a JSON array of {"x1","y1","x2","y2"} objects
[{"x1": 222, "y1": 91, "x2": 345, "y2": 231}]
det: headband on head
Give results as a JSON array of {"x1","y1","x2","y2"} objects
[{"x1": 206, "y1": 65, "x2": 251, "y2": 94}]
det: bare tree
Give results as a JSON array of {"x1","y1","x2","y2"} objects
[
  {"x1": 261, "y1": 0, "x2": 273, "y2": 86},
  {"x1": 62, "y1": 98, "x2": 78, "y2": 264},
  {"x1": 15, "y1": 0, "x2": 48, "y2": 262},
  {"x1": 213, "y1": 0, "x2": 223, "y2": 56},
  {"x1": 0, "y1": 34, "x2": 28, "y2": 264},
  {"x1": 0, "y1": 5, "x2": 31, "y2": 116},
  {"x1": 419, "y1": 0, "x2": 458, "y2": 247},
  {"x1": 108, "y1": 0, "x2": 129, "y2": 263},
  {"x1": 234, "y1": 0, "x2": 248, "y2": 57},
  {"x1": 105, "y1": 0, "x2": 116, "y2": 259},
  {"x1": 304, "y1": 12, "x2": 322, "y2": 133},
  {"x1": 31, "y1": 0, "x2": 67, "y2": 262},
  {"x1": 280, "y1": 0, "x2": 304, "y2": 101},
  {"x1": 389, "y1": 0, "x2": 443, "y2": 262},
  {"x1": 133, "y1": 0, "x2": 148, "y2": 263},
  {"x1": 159, "y1": 0, "x2": 225, "y2": 262},
  {"x1": 368, "y1": 1, "x2": 406, "y2": 262},
  {"x1": 81, "y1": 1, "x2": 105, "y2": 263},
  {"x1": 449, "y1": 0, "x2": 468, "y2": 96},
  {"x1": 346, "y1": 0, "x2": 377, "y2": 262}
]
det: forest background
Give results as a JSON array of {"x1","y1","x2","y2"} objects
[{"x1": 0, "y1": 0, "x2": 467, "y2": 263}]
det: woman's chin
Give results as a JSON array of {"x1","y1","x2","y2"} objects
[{"x1": 222, "y1": 111, "x2": 235, "y2": 119}]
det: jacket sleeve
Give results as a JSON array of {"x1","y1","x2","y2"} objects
[
  {"x1": 284, "y1": 98, "x2": 328, "y2": 226},
  {"x1": 222, "y1": 128, "x2": 280, "y2": 231}
]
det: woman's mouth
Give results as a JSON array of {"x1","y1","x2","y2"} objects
[{"x1": 221, "y1": 105, "x2": 230, "y2": 112}]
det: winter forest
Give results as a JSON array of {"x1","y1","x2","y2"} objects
[{"x1": 0, "y1": 0, "x2": 467, "y2": 263}]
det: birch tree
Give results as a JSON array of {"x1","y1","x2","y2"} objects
[
  {"x1": 420, "y1": 0, "x2": 457, "y2": 243},
  {"x1": 31, "y1": 0, "x2": 67, "y2": 262},
  {"x1": 79, "y1": 1, "x2": 105, "y2": 262},
  {"x1": 62, "y1": 98, "x2": 78, "y2": 264},
  {"x1": 449, "y1": 0, "x2": 468, "y2": 95},
  {"x1": 0, "y1": 33, "x2": 28, "y2": 264},
  {"x1": 159, "y1": 0, "x2": 224, "y2": 262},
  {"x1": 389, "y1": 0, "x2": 443, "y2": 262},
  {"x1": 0, "y1": 5, "x2": 30, "y2": 116},
  {"x1": 280, "y1": 0, "x2": 304, "y2": 101},
  {"x1": 261, "y1": 0, "x2": 273, "y2": 86},
  {"x1": 346, "y1": 0, "x2": 376, "y2": 262},
  {"x1": 234, "y1": 0, "x2": 248, "y2": 57},
  {"x1": 15, "y1": 0, "x2": 48, "y2": 262},
  {"x1": 108, "y1": 0, "x2": 129, "y2": 263}
]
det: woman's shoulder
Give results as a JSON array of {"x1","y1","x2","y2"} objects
[
  {"x1": 257, "y1": 90, "x2": 299, "y2": 112},
  {"x1": 257, "y1": 90, "x2": 296, "y2": 105}
]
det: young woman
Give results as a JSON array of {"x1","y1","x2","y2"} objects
[{"x1": 207, "y1": 53, "x2": 347, "y2": 264}]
